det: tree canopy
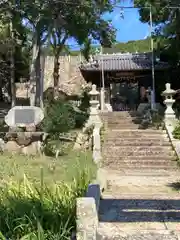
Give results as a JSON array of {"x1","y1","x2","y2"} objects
[
  {"x1": 0, "y1": 0, "x2": 120, "y2": 105},
  {"x1": 135, "y1": 0, "x2": 180, "y2": 66}
]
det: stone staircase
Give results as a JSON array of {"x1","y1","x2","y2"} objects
[{"x1": 97, "y1": 111, "x2": 180, "y2": 239}]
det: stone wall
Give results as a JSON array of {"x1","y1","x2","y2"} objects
[
  {"x1": 43, "y1": 55, "x2": 87, "y2": 95},
  {"x1": 16, "y1": 83, "x2": 29, "y2": 99},
  {"x1": 16, "y1": 55, "x2": 87, "y2": 99}
]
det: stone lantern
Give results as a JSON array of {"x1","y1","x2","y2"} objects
[
  {"x1": 88, "y1": 84, "x2": 102, "y2": 127},
  {"x1": 89, "y1": 84, "x2": 99, "y2": 110},
  {"x1": 161, "y1": 83, "x2": 176, "y2": 125}
]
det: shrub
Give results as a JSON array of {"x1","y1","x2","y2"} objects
[
  {"x1": 173, "y1": 122, "x2": 180, "y2": 139},
  {"x1": 42, "y1": 99, "x2": 76, "y2": 137},
  {"x1": 79, "y1": 90, "x2": 90, "y2": 112},
  {"x1": 74, "y1": 110, "x2": 89, "y2": 129},
  {"x1": 42, "y1": 96, "x2": 90, "y2": 136},
  {"x1": 73, "y1": 90, "x2": 90, "y2": 128},
  {"x1": 150, "y1": 109, "x2": 164, "y2": 129}
]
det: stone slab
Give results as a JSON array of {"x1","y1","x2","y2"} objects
[{"x1": 5, "y1": 106, "x2": 44, "y2": 127}]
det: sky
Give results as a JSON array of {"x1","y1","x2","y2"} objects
[
  {"x1": 106, "y1": 1, "x2": 150, "y2": 42},
  {"x1": 69, "y1": 0, "x2": 150, "y2": 50}
]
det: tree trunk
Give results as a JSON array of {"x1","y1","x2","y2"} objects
[
  {"x1": 35, "y1": 45, "x2": 41, "y2": 107},
  {"x1": 10, "y1": 19, "x2": 16, "y2": 107},
  {"x1": 29, "y1": 30, "x2": 41, "y2": 106},
  {"x1": 52, "y1": 34, "x2": 68, "y2": 99},
  {"x1": 53, "y1": 48, "x2": 61, "y2": 98}
]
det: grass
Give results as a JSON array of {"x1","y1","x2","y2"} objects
[
  {"x1": 0, "y1": 150, "x2": 96, "y2": 186},
  {"x1": 0, "y1": 150, "x2": 96, "y2": 239}
]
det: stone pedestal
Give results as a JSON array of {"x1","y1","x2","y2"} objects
[
  {"x1": 4, "y1": 130, "x2": 44, "y2": 155},
  {"x1": 4, "y1": 106, "x2": 45, "y2": 155}
]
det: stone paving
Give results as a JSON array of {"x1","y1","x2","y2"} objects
[
  {"x1": 97, "y1": 171, "x2": 180, "y2": 238},
  {"x1": 97, "y1": 231, "x2": 180, "y2": 240}
]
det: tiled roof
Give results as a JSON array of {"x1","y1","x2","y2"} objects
[{"x1": 79, "y1": 53, "x2": 169, "y2": 71}]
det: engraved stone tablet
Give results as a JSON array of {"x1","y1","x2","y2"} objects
[
  {"x1": 5, "y1": 106, "x2": 44, "y2": 127},
  {"x1": 15, "y1": 109, "x2": 35, "y2": 125}
]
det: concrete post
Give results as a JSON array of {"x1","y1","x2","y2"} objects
[{"x1": 100, "y1": 88, "x2": 105, "y2": 111}]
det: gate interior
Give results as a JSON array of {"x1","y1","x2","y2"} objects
[{"x1": 111, "y1": 81, "x2": 138, "y2": 111}]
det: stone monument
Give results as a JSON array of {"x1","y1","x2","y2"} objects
[{"x1": 4, "y1": 106, "x2": 45, "y2": 155}]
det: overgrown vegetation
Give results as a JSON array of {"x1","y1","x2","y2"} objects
[
  {"x1": 173, "y1": 122, "x2": 180, "y2": 139},
  {"x1": 0, "y1": 151, "x2": 96, "y2": 239},
  {"x1": 150, "y1": 109, "x2": 165, "y2": 129}
]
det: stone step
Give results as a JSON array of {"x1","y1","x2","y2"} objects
[
  {"x1": 106, "y1": 130, "x2": 167, "y2": 134},
  {"x1": 103, "y1": 148, "x2": 174, "y2": 156},
  {"x1": 103, "y1": 146, "x2": 172, "y2": 151},
  {"x1": 101, "y1": 112, "x2": 136, "y2": 116},
  {"x1": 105, "y1": 137, "x2": 170, "y2": 142},
  {"x1": 107, "y1": 126, "x2": 140, "y2": 129},
  {"x1": 102, "y1": 191, "x2": 180, "y2": 199},
  {"x1": 105, "y1": 134, "x2": 168, "y2": 139},
  {"x1": 103, "y1": 156, "x2": 177, "y2": 161},
  {"x1": 104, "y1": 114, "x2": 139, "y2": 117},
  {"x1": 98, "y1": 193, "x2": 180, "y2": 236},
  {"x1": 103, "y1": 163, "x2": 178, "y2": 170},
  {"x1": 106, "y1": 123, "x2": 137, "y2": 126},
  {"x1": 104, "y1": 169, "x2": 180, "y2": 176},
  {"x1": 108, "y1": 129, "x2": 166, "y2": 133},
  {"x1": 106, "y1": 133, "x2": 167, "y2": 138},
  {"x1": 102, "y1": 159, "x2": 177, "y2": 165},
  {"x1": 103, "y1": 153, "x2": 176, "y2": 158},
  {"x1": 103, "y1": 142, "x2": 172, "y2": 149},
  {"x1": 105, "y1": 136, "x2": 169, "y2": 141},
  {"x1": 97, "y1": 225, "x2": 180, "y2": 240},
  {"x1": 107, "y1": 125, "x2": 140, "y2": 129},
  {"x1": 101, "y1": 165, "x2": 179, "y2": 172},
  {"x1": 102, "y1": 116, "x2": 140, "y2": 120},
  {"x1": 104, "y1": 140, "x2": 171, "y2": 146},
  {"x1": 105, "y1": 117, "x2": 140, "y2": 120},
  {"x1": 98, "y1": 169, "x2": 180, "y2": 186}
]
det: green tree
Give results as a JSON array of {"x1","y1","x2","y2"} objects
[
  {"x1": 48, "y1": 0, "x2": 118, "y2": 96},
  {"x1": 135, "y1": 0, "x2": 180, "y2": 66},
  {"x1": 0, "y1": 3, "x2": 29, "y2": 105},
  {"x1": 1, "y1": 0, "x2": 119, "y2": 106}
]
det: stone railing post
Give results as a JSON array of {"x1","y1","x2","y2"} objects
[{"x1": 161, "y1": 83, "x2": 176, "y2": 126}]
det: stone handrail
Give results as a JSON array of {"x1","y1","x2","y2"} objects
[
  {"x1": 164, "y1": 122, "x2": 180, "y2": 160},
  {"x1": 92, "y1": 124, "x2": 102, "y2": 164},
  {"x1": 161, "y1": 83, "x2": 180, "y2": 159}
]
